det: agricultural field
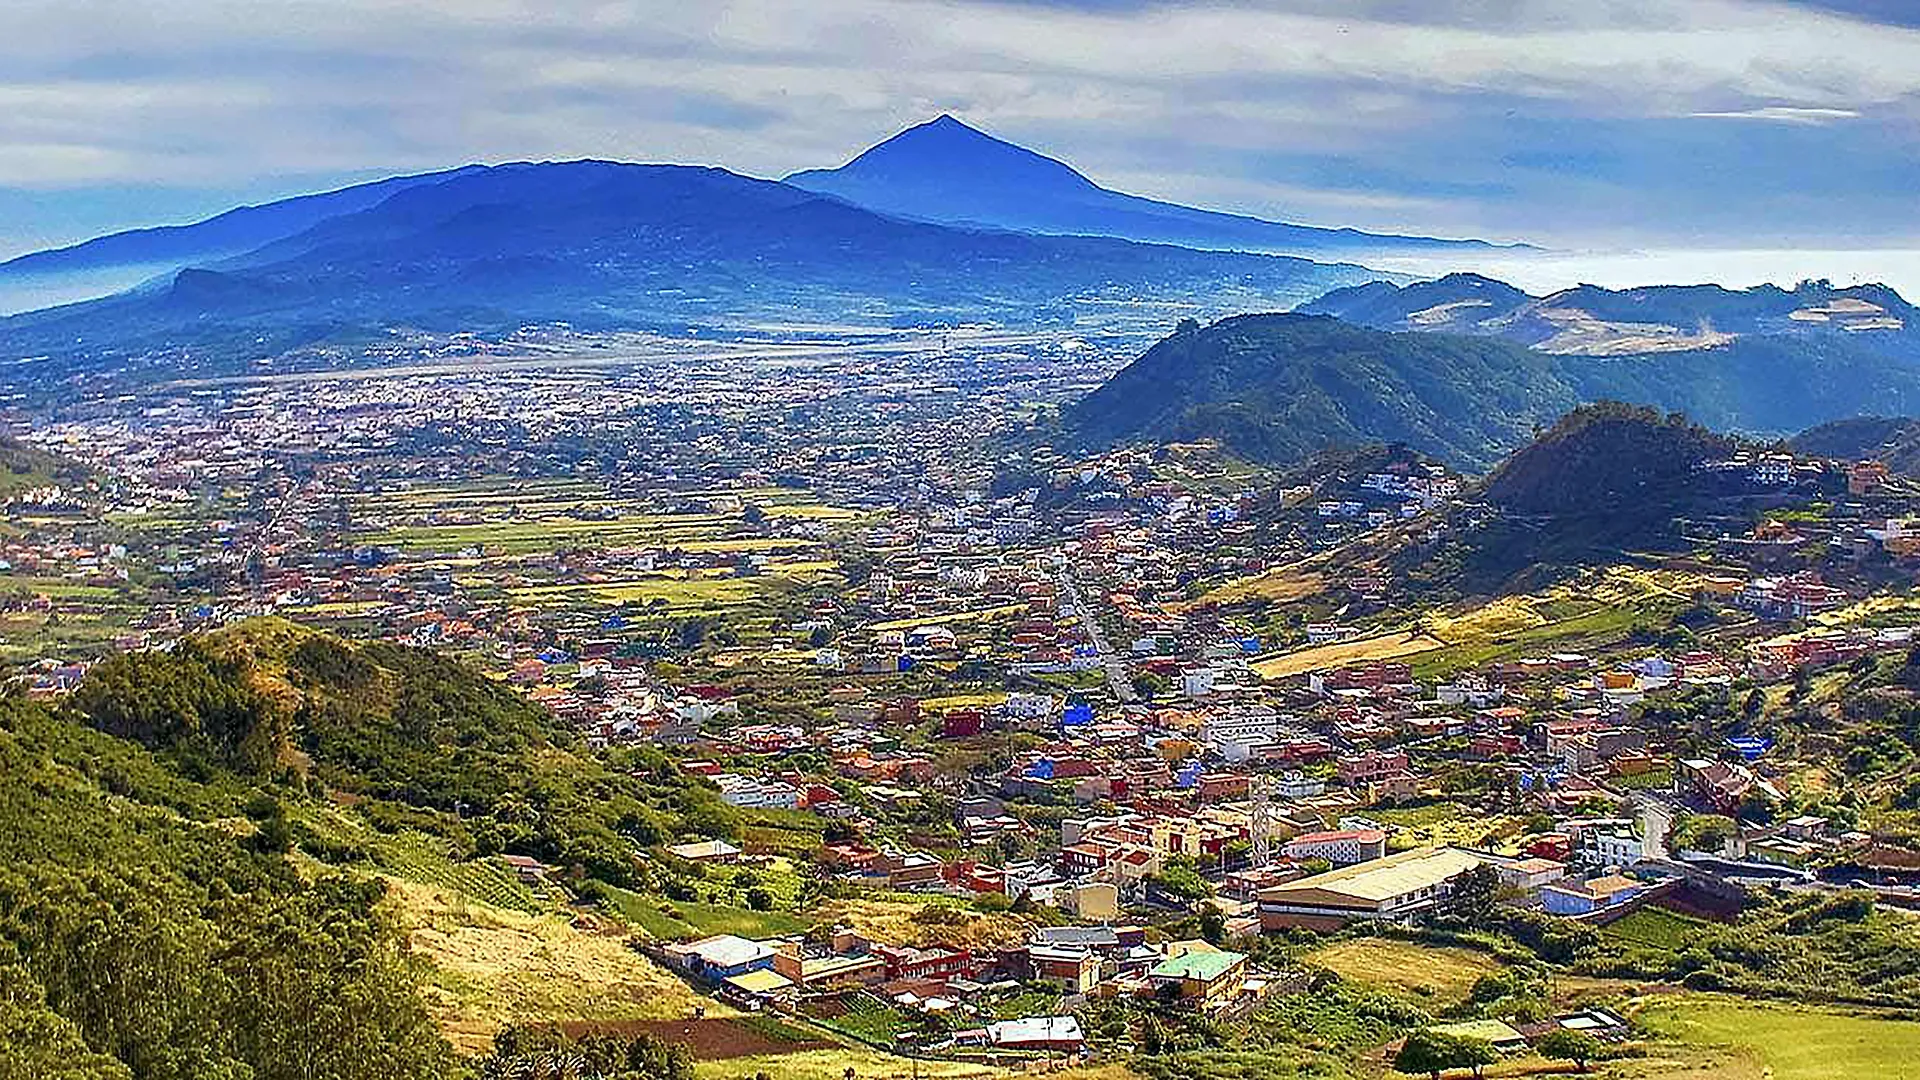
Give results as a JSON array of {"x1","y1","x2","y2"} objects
[
  {"x1": 1252, "y1": 627, "x2": 1448, "y2": 679},
  {"x1": 1304, "y1": 939, "x2": 1503, "y2": 1004},
  {"x1": 0, "y1": 572, "x2": 151, "y2": 665},
  {"x1": 1191, "y1": 564, "x2": 1327, "y2": 608},
  {"x1": 1633, "y1": 996, "x2": 1920, "y2": 1080},
  {"x1": 291, "y1": 806, "x2": 546, "y2": 912},
  {"x1": 695, "y1": 1050, "x2": 1136, "y2": 1080},
  {"x1": 1251, "y1": 567, "x2": 1698, "y2": 679},
  {"x1": 355, "y1": 478, "x2": 864, "y2": 553},
  {"x1": 1405, "y1": 568, "x2": 1697, "y2": 678}
]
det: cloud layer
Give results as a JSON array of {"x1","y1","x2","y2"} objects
[{"x1": 2, "y1": 0, "x2": 1917, "y2": 254}]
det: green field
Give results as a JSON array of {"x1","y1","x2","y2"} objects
[
  {"x1": 1602, "y1": 907, "x2": 1709, "y2": 951},
  {"x1": 1640, "y1": 996, "x2": 1920, "y2": 1080},
  {"x1": 1305, "y1": 938, "x2": 1501, "y2": 1003},
  {"x1": 594, "y1": 882, "x2": 810, "y2": 941}
]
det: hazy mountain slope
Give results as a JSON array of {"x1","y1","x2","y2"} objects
[
  {"x1": 786, "y1": 115, "x2": 1510, "y2": 255},
  {"x1": 1301, "y1": 273, "x2": 1918, "y2": 358},
  {"x1": 0, "y1": 167, "x2": 482, "y2": 315},
  {"x1": 0, "y1": 161, "x2": 1386, "y2": 383},
  {"x1": 1299, "y1": 272, "x2": 1533, "y2": 332},
  {"x1": 1791, "y1": 416, "x2": 1920, "y2": 473},
  {"x1": 1068, "y1": 313, "x2": 1920, "y2": 470}
]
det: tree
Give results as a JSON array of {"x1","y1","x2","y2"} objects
[
  {"x1": 743, "y1": 887, "x2": 773, "y2": 911},
  {"x1": 1461, "y1": 1036, "x2": 1497, "y2": 1077},
  {"x1": 477, "y1": 1025, "x2": 693, "y2": 1080},
  {"x1": 1198, "y1": 905, "x2": 1226, "y2": 946},
  {"x1": 1443, "y1": 863, "x2": 1500, "y2": 928},
  {"x1": 1394, "y1": 1029, "x2": 1455, "y2": 1080},
  {"x1": 1394, "y1": 1030, "x2": 1496, "y2": 1080},
  {"x1": 1536, "y1": 1029, "x2": 1604, "y2": 1072}
]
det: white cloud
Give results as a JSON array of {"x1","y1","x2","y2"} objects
[
  {"x1": 1689, "y1": 105, "x2": 1864, "y2": 123},
  {"x1": 0, "y1": 0, "x2": 1915, "y2": 246}
]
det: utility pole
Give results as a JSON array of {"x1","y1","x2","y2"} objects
[{"x1": 1250, "y1": 774, "x2": 1272, "y2": 869}]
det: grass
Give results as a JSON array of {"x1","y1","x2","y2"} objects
[
  {"x1": 1367, "y1": 805, "x2": 1523, "y2": 850},
  {"x1": 1610, "y1": 768, "x2": 1676, "y2": 792},
  {"x1": 813, "y1": 896, "x2": 1030, "y2": 951},
  {"x1": 1637, "y1": 995, "x2": 1920, "y2": 1080},
  {"x1": 1305, "y1": 939, "x2": 1502, "y2": 1003},
  {"x1": 388, "y1": 878, "x2": 723, "y2": 1055},
  {"x1": 867, "y1": 604, "x2": 1029, "y2": 632},
  {"x1": 1601, "y1": 908, "x2": 1710, "y2": 952},
  {"x1": 592, "y1": 884, "x2": 810, "y2": 941},
  {"x1": 1188, "y1": 561, "x2": 1325, "y2": 608},
  {"x1": 819, "y1": 992, "x2": 913, "y2": 1046},
  {"x1": 1252, "y1": 628, "x2": 1447, "y2": 679},
  {"x1": 676, "y1": 902, "x2": 810, "y2": 939},
  {"x1": 593, "y1": 883, "x2": 700, "y2": 940}
]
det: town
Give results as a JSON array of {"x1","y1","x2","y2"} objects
[{"x1": 8, "y1": 323, "x2": 1920, "y2": 1078}]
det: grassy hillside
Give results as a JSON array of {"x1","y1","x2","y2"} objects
[
  {"x1": 0, "y1": 436, "x2": 88, "y2": 497},
  {"x1": 0, "y1": 619, "x2": 769, "y2": 1076}
]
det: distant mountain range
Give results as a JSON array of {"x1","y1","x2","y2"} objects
[
  {"x1": 1300, "y1": 272, "x2": 1918, "y2": 357},
  {"x1": 0, "y1": 114, "x2": 1500, "y2": 323},
  {"x1": 786, "y1": 115, "x2": 1512, "y2": 256},
  {"x1": 1067, "y1": 312, "x2": 1920, "y2": 471},
  {"x1": 0, "y1": 168, "x2": 483, "y2": 316},
  {"x1": 0, "y1": 161, "x2": 1388, "y2": 384}
]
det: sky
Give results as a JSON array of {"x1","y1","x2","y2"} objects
[{"x1": 3, "y1": 0, "x2": 1919, "y2": 260}]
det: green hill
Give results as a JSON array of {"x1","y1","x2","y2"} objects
[
  {"x1": 0, "y1": 436, "x2": 88, "y2": 497},
  {"x1": 71, "y1": 619, "x2": 734, "y2": 883},
  {"x1": 1067, "y1": 313, "x2": 1920, "y2": 470},
  {"x1": 1481, "y1": 402, "x2": 1736, "y2": 516},
  {"x1": 0, "y1": 694, "x2": 451, "y2": 1080},
  {"x1": 1067, "y1": 314, "x2": 1582, "y2": 470}
]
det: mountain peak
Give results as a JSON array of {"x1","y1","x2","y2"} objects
[
  {"x1": 785, "y1": 116, "x2": 1512, "y2": 255},
  {"x1": 791, "y1": 115, "x2": 1100, "y2": 197}
]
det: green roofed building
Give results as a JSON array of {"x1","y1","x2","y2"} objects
[{"x1": 1147, "y1": 947, "x2": 1247, "y2": 1007}]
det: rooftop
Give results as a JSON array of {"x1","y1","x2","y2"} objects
[
  {"x1": 1260, "y1": 846, "x2": 1484, "y2": 903},
  {"x1": 1148, "y1": 949, "x2": 1246, "y2": 982}
]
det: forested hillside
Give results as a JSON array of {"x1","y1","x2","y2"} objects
[
  {"x1": 1, "y1": 619, "x2": 734, "y2": 1079},
  {"x1": 1790, "y1": 416, "x2": 1920, "y2": 474},
  {"x1": 1068, "y1": 313, "x2": 1920, "y2": 470}
]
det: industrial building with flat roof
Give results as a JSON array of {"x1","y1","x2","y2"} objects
[{"x1": 1257, "y1": 846, "x2": 1486, "y2": 931}]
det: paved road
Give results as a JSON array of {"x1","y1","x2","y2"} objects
[
  {"x1": 1637, "y1": 795, "x2": 1675, "y2": 861},
  {"x1": 1057, "y1": 568, "x2": 1137, "y2": 705}
]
